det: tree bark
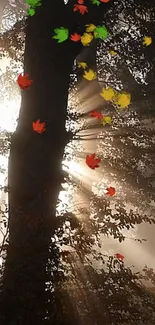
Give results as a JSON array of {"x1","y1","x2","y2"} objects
[
  {"x1": 1, "y1": 0, "x2": 112, "y2": 324},
  {"x1": 1, "y1": 1, "x2": 82, "y2": 324}
]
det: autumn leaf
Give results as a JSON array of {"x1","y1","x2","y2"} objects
[
  {"x1": 143, "y1": 36, "x2": 152, "y2": 46},
  {"x1": 100, "y1": 0, "x2": 110, "y2": 2},
  {"x1": 78, "y1": 61, "x2": 87, "y2": 69},
  {"x1": 86, "y1": 153, "x2": 101, "y2": 169},
  {"x1": 100, "y1": 87, "x2": 116, "y2": 101},
  {"x1": 32, "y1": 119, "x2": 46, "y2": 134},
  {"x1": 78, "y1": 0, "x2": 84, "y2": 3},
  {"x1": 73, "y1": 4, "x2": 88, "y2": 15},
  {"x1": 91, "y1": 0, "x2": 100, "y2": 6},
  {"x1": 53, "y1": 27, "x2": 69, "y2": 43},
  {"x1": 81, "y1": 33, "x2": 93, "y2": 46},
  {"x1": 83, "y1": 69, "x2": 97, "y2": 80},
  {"x1": 89, "y1": 111, "x2": 103, "y2": 120},
  {"x1": 115, "y1": 253, "x2": 124, "y2": 261},
  {"x1": 70, "y1": 33, "x2": 81, "y2": 42},
  {"x1": 17, "y1": 73, "x2": 33, "y2": 89},
  {"x1": 85, "y1": 24, "x2": 96, "y2": 32},
  {"x1": 109, "y1": 49, "x2": 117, "y2": 56},
  {"x1": 94, "y1": 25, "x2": 108, "y2": 40},
  {"x1": 106, "y1": 187, "x2": 115, "y2": 196},
  {"x1": 100, "y1": 116, "x2": 112, "y2": 125},
  {"x1": 113, "y1": 92, "x2": 131, "y2": 109}
]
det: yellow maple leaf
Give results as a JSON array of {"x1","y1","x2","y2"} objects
[
  {"x1": 109, "y1": 49, "x2": 117, "y2": 56},
  {"x1": 113, "y1": 92, "x2": 131, "y2": 109},
  {"x1": 100, "y1": 87, "x2": 116, "y2": 101},
  {"x1": 85, "y1": 24, "x2": 96, "y2": 32},
  {"x1": 78, "y1": 61, "x2": 87, "y2": 69},
  {"x1": 143, "y1": 36, "x2": 152, "y2": 46},
  {"x1": 81, "y1": 33, "x2": 93, "y2": 46},
  {"x1": 83, "y1": 69, "x2": 97, "y2": 81},
  {"x1": 100, "y1": 116, "x2": 112, "y2": 126}
]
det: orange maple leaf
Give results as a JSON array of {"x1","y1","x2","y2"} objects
[
  {"x1": 89, "y1": 111, "x2": 103, "y2": 120},
  {"x1": 32, "y1": 119, "x2": 46, "y2": 134},
  {"x1": 17, "y1": 73, "x2": 33, "y2": 89},
  {"x1": 78, "y1": 0, "x2": 84, "y2": 3},
  {"x1": 100, "y1": 0, "x2": 110, "y2": 2},
  {"x1": 73, "y1": 4, "x2": 88, "y2": 15},
  {"x1": 106, "y1": 186, "x2": 115, "y2": 196},
  {"x1": 86, "y1": 153, "x2": 101, "y2": 169},
  {"x1": 70, "y1": 33, "x2": 81, "y2": 41},
  {"x1": 115, "y1": 253, "x2": 124, "y2": 261}
]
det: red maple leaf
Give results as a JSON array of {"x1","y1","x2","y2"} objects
[
  {"x1": 115, "y1": 253, "x2": 124, "y2": 261},
  {"x1": 86, "y1": 153, "x2": 101, "y2": 169},
  {"x1": 100, "y1": 0, "x2": 110, "y2": 2},
  {"x1": 106, "y1": 187, "x2": 115, "y2": 196},
  {"x1": 73, "y1": 4, "x2": 88, "y2": 15},
  {"x1": 70, "y1": 33, "x2": 81, "y2": 42},
  {"x1": 17, "y1": 73, "x2": 33, "y2": 89},
  {"x1": 89, "y1": 111, "x2": 103, "y2": 120},
  {"x1": 78, "y1": 0, "x2": 84, "y2": 3},
  {"x1": 32, "y1": 119, "x2": 46, "y2": 134}
]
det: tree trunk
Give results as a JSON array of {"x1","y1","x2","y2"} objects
[
  {"x1": 0, "y1": 0, "x2": 112, "y2": 324},
  {"x1": 1, "y1": 1, "x2": 82, "y2": 324}
]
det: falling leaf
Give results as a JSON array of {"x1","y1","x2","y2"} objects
[
  {"x1": 26, "y1": 0, "x2": 41, "y2": 15},
  {"x1": 106, "y1": 187, "x2": 115, "y2": 196},
  {"x1": 94, "y1": 25, "x2": 108, "y2": 40},
  {"x1": 143, "y1": 36, "x2": 152, "y2": 46},
  {"x1": 115, "y1": 253, "x2": 124, "y2": 261},
  {"x1": 73, "y1": 4, "x2": 88, "y2": 15},
  {"x1": 86, "y1": 153, "x2": 101, "y2": 169},
  {"x1": 83, "y1": 69, "x2": 97, "y2": 80},
  {"x1": 113, "y1": 92, "x2": 131, "y2": 109},
  {"x1": 70, "y1": 33, "x2": 81, "y2": 42},
  {"x1": 100, "y1": 116, "x2": 112, "y2": 125},
  {"x1": 109, "y1": 49, "x2": 117, "y2": 56},
  {"x1": 100, "y1": 0, "x2": 110, "y2": 2},
  {"x1": 78, "y1": 61, "x2": 87, "y2": 69},
  {"x1": 53, "y1": 27, "x2": 69, "y2": 43},
  {"x1": 81, "y1": 33, "x2": 93, "y2": 46},
  {"x1": 91, "y1": 0, "x2": 100, "y2": 6},
  {"x1": 89, "y1": 111, "x2": 103, "y2": 120},
  {"x1": 32, "y1": 119, "x2": 46, "y2": 134},
  {"x1": 26, "y1": 0, "x2": 41, "y2": 7},
  {"x1": 27, "y1": 8, "x2": 35, "y2": 16},
  {"x1": 85, "y1": 23, "x2": 96, "y2": 32},
  {"x1": 17, "y1": 73, "x2": 33, "y2": 89},
  {"x1": 100, "y1": 87, "x2": 116, "y2": 101}
]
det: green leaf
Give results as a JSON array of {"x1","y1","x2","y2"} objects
[
  {"x1": 94, "y1": 25, "x2": 108, "y2": 40},
  {"x1": 27, "y1": 8, "x2": 35, "y2": 16},
  {"x1": 52, "y1": 27, "x2": 69, "y2": 43},
  {"x1": 26, "y1": 0, "x2": 41, "y2": 7},
  {"x1": 91, "y1": 0, "x2": 100, "y2": 6}
]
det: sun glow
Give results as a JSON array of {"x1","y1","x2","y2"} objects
[
  {"x1": 0, "y1": 97, "x2": 20, "y2": 245},
  {"x1": 0, "y1": 98, "x2": 20, "y2": 132},
  {"x1": 63, "y1": 160, "x2": 84, "y2": 175}
]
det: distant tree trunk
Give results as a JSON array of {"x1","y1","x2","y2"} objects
[{"x1": 0, "y1": 0, "x2": 111, "y2": 324}]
